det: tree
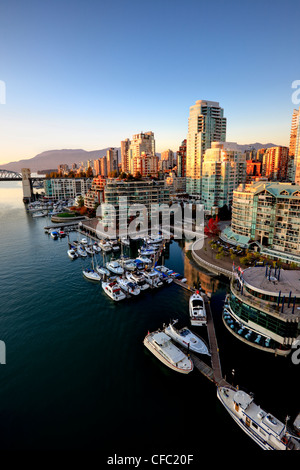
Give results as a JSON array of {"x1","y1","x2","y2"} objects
[{"x1": 86, "y1": 167, "x2": 93, "y2": 178}]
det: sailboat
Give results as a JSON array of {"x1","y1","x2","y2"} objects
[{"x1": 83, "y1": 254, "x2": 101, "y2": 281}]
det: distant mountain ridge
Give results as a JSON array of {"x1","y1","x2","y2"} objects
[
  {"x1": 3, "y1": 148, "x2": 121, "y2": 172},
  {"x1": 3, "y1": 142, "x2": 281, "y2": 172}
]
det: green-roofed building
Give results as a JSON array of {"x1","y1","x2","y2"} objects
[{"x1": 221, "y1": 181, "x2": 300, "y2": 265}]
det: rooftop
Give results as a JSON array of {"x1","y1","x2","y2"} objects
[{"x1": 242, "y1": 266, "x2": 300, "y2": 298}]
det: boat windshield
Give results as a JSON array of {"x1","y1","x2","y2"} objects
[{"x1": 193, "y1": 299, "x2": 203, "y2": 307}]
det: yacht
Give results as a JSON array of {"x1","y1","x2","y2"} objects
[
  {"x1": 83, "y1": 268, "x2": 101, "y2": 282},
  {"x1": 32, "y1": 210, "x2": 47, "y2": 218},
  {"x1": 217, "y1": 386, "x2": 300, "y2": 451},
  {"x1": 109, "y1": 239, "x2": 120, "y2": 251},
  {"x1": 77, "y1": 245, "x2": 87, "y2": 257},
  {"x1": 144, "y1": 235, "x2": 163, "y2": 244},
  {"x1": 102, "y1": 280, "x2": 126, "y2": 301},
  {"x1": 139, "y1": 246, "x2": 156, "y2": 256},
  {"x1": 164, "y1": 320, "x2": 210, "y2": 355},
  {"x1": 126, "y1": 271, "x2": 149, "y2": 290},
  {"x1": 92, "y1": 242, "x2": 101, "y2": 253},
  {"x1": 117, "y1": 277, "x2": 141, "y2": 296},
  {"x1": 143, "y1": 270, "x2": 163, "y2": 288},
  {"x1": 120, "y1": 258, "x2": 136, "y2": 271},
  {"x1": 106, "y1": 260, "x2": 124, "y2": 275},
  {"x1": 67, "y1": 248, "x2": 78, "y2": 260},
  {"x1": 136, "y1": 256, "x2": 152, "y2": 265},
  {"x1": 189, "y1": 291, "x2": 207, "y2": 326},
  {"x1": 143, "y1": 330, "x2": 193, "y2": 374},
  {"x1": 85, "y1": 245, "x2": 94, "y2": 255},
  {"x1": 80, "y1": 237, "x2": 88, "y2": 245},
  {"x1": 99, "y1": 240, "x2": 112, "y2": 252}
]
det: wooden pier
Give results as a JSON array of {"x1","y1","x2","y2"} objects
[{"x1": 174, "y1": 282, "x2": 233, "y2": 388}]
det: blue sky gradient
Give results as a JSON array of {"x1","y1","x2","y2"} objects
[{"x1": 1, "y1": 0, "x2": 300, "y2": 164}]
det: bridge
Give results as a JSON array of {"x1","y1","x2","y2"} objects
[
  {"x1": 0, "y1": 169, "x2": 45, "y2": 181},
  {"x1": 0, "y1": 169, "x2": 22, "y2": 181}
]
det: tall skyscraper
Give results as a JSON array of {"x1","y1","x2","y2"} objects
[
  {"x1": 121, "y1": 138, "x2": 130, "y2": 173},
  {"x1": 177, "y1": 139, "x2": 187, "y2": 177},
  {"x1": 106, "y1": 148, "x2": 119, "y2": 176},
  {"x1": 289, "y1": 107, "x2": 300, "y2": 183},
  {"x1": 186, "y1": 100, "x2": 226, "y2": 196}
]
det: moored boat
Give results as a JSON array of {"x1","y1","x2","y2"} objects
[
  {"x1": 164, "y1": 320, "x2": 210, "y2": 355},
  {"x1": 102, "y1": 280, "x2": 126, "y2": 301},
  {"x1": 67, "y1": 248, "x2": 78, "y2": 259},
  {"x1": 117, "y1": 277, "x2": 140, "y2": 296},
  {"x1": 143, "y1": 330, "x2": 193, "y2": 374},
  {"x1": 83, "y1": 268, "x2": 101, "y2": 281},
  {"x1": 189, "y1": 291, "x2": 207, "y2": 326},
  {"x1": 106, "y1": 260, "x2": 124, "y2": 275},
  {"x1": 217, "y1": 386, "x2": 300, "y2": 451},
  {"x1": 126, "y1": 272, "x2": 149, "y2": 290}
]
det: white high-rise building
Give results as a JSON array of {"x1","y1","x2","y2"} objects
[
  {"x1": 186, "y1": 100, "x2": 226, "y2": 197},
  {"x1": 127, "y1": 132, "x2": 155, "y2": 175}
]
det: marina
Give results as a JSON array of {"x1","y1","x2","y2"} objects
[{"x1": 0, "y1": 182, "x2": 299, "y2": 453}]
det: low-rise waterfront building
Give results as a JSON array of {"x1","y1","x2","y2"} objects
[
  {"x1": 224, "y1": 266, "x2": 300, "y2": 355},
  {"x1": 44, "y1": 177, "x2": 93, "y2": 200}
]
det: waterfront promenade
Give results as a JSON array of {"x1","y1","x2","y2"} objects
[{"x1": 191, "y1": 236, "x2": 246, "y2": 279}]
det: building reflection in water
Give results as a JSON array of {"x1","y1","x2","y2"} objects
[{"x1": 183, "y1": 241, "x2": 221, "y2": 297}]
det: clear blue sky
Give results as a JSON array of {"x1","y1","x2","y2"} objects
[{"x1": 1, "y1": 0, "x2": 300, "y2": 164}]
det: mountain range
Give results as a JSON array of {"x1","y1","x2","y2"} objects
[{"x1": 3, "y1": 142, "x2": 280, "y2": 172}]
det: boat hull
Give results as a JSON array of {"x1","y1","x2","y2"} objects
[{"x1": 143, "y1": 336, "x2": 193, "y2": 374}]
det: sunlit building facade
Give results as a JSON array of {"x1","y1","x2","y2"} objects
[{"x1": 186, "y1": 100, "x2": 226, "y2": 197}]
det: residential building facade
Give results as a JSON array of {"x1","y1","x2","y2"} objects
[
  {"x1": 221, "y1": 181, "x2": 300, "y2": 264},
  {"x1": 201, "y1": 142, "x2": 246, "y2": 212},
  {"x1": 186, "y1": 100, "x2": 226, "y2": 196},
  {"x1": 44, "y1": 178, "x2": 93, "y2": 200}
]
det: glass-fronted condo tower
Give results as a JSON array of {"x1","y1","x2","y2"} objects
[{"x1": 186, "y1": 100, "x2": 226, "y2": 197}]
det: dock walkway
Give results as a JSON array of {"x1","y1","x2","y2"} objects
[{"x1": 174, "y1": 282, "x2": 233, "y2": 389}]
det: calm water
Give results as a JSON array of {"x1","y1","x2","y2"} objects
[{"x1": 0, "y1": 182, "x2": 298, "y2": 457}]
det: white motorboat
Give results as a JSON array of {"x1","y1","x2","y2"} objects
[
  {"x1": 99, "y1": 240, "x2": 112, "y2": 252},
  {"x1": 92, "y1": 242, "x2": 101, "y2": 253},
  {"x1": 67, "y1": 248, "x2": 78, "y2": 260},
  {"x1": 102, "y1": 280, "x2": 126, "y2": 301},
  {"x1": 121, "y1": 237, "x2": 130, "y2": 246},
  {"x1": 106, "y1": 260, "x2": 124, "y2": 275},
  {"x1": 139, "y1": 247, "x2": 156, "y2": 256},
  {"x1": 143, "y1": 270, "x2": 163, "y2": 288},
  {"x1": 136, "y1": 256, "x2": 152, "y2": 265},
  {"x1": 83, "y1": 268, "x2": 101, "y2": 281},
  {"x1": 81, "y1": 237, "x2": 88, "y2": 244},
  {"x1": 85, "y1": 245, "x2": 94, "y2": 255},
  {"x1": 164, "y1": 320, "x2": 210, "y2": 355},
  {"x1": 189, "y1": 291, "x2": 207, "y2": 326},
  {"x1": 217, "y1": 386, "x2": 300, "y2": 451},
  {"x1": 144, "y1": 235, "x2": 163, "y2": 244},
  {"x1": 143, "y1": 330, "x2": 193, "y2": 374},
  {"x1": 77, "y1": 245, "x2": 87, "y2": 257},
  {"x1": 96, "y1": 265, "x2": 110, "y2": 277},
  {"x1": 32, "y1": 210, "x2": 47, "y2": 218},
  {"x1": 126, "y1": 272, "x2": 149, "y2": 290},
  {"x1": 109, "y1": 239, "x2": 120, "y2": 251},
  {"x1": 117, "y1": 277, "x2": 141, "y2": 296},
  {"x1": 120, "y1": 258, "x2": 136, "y2": 271}
]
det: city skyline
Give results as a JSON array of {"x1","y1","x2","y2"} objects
[{"x1": 1, "y1": 0, "x2": 300, "y2": 165}]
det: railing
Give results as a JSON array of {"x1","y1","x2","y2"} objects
[
  {"x1": 191, "y1": 238, "x2": 236, "y2": 279},
  {"x1": 230, "y1": 281, "x2": 283, "y2": 318}
]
